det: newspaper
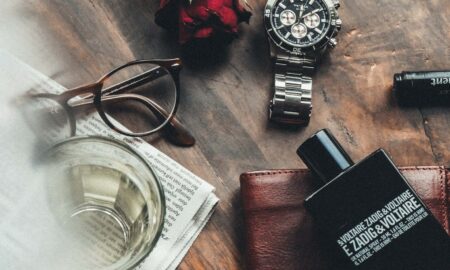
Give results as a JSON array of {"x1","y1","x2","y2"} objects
[{"x1": 0, "y1": 52, "x2": 219, "y2": 270}]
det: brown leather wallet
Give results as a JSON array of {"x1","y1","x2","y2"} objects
[{"x1": 240, "y1": 167, "x2": 450, "y2": 270}]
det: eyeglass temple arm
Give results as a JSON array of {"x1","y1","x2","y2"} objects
[
  {"x1": 26, "y1": 65, "x2": 167, "y2": 103},
  {"x1": 67, "y1": 66, "x2": 164, "y2": 104},
  {"x1": 101, "y1": 66, "x2": 166, "y2": 97}
]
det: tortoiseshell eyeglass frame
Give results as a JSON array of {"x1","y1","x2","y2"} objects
[{"x1": 25, "y1": 58, "x2": 194, "y2": 146}]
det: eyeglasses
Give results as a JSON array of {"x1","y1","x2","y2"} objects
[{"x1": 21, "y1": 58, "x2": 195, "y2": 146}]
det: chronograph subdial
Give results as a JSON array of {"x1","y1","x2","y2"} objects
[
  {"x1": 291, "y1": 23, "x2": 308, "y2": 39},
  {"x1": 280, "y1": 10, "x2": 296, "y2": 26},
  {"x1": 304, "y1": 13, "x2": 320, "y2": 29}
]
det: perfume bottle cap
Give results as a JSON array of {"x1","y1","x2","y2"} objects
[{"x1": 297, "y1": 129, "x2": 354, "y2": 184}]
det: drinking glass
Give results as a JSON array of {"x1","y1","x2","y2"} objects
[{"x1": 42, "y1": 136, "x2": 165, "y2": 270}]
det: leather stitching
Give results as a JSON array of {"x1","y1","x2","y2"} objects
[
  {"x1": 437, "y1": 168, "x2": 447, "y2": 232},
  {"x1": 241, "y1": 169, "x2": 309, "y2": 179},
  {"x1": 400, "y1": 167, "x2": 442, "y2": 171},
  {"x1": 447, "y1": 170, "x2": 450, "y2": 231},
  {"x1": 243, "y1": 167, "x2": 443, "y2": 178}
]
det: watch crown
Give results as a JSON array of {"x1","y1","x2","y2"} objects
[
  {"x1": 335, "y1": 19, "x2": 342, "y2": 31},
  {"x1": 332, "y1": 0, "x2": 340, "y2": 9},
  {"x1": 329, "y1": 38, "x2": 338, "y2": 48}
]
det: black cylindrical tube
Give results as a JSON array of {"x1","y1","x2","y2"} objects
[{"x1": 393, "y1": 71, "x2": 450, "y2": 106}]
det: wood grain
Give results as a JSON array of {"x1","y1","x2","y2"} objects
[{"x1": 0, "y1": 0, "x2": 449, "y2": 269}]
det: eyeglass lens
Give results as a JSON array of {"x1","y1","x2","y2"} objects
[{"x1": 100, "y1": 63, "x2": 177, "y2": 135}]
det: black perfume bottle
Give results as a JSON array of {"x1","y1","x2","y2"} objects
[{"x1": 297, "y1": 129, "x2": 450, "y2": 269}]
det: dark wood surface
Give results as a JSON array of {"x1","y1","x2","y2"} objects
[{"x1": 1, "y1": 0, "x2": 449, "y2": 269}]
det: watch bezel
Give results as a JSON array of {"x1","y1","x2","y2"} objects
[{"x1": 264, "y1": 0, "x2": 340, "y2": 55}]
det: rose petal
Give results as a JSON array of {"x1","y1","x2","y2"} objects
[
  {"x1": 180, "y1": 6, "x2": 195, "y2": 25},
  {"x1": 193, "y1": 26, "x2": 215, "y2": 38},
  {"x1": 207, "y1": 0, "x2": 227, "y2": 12},
  {"x1": 186, "y1": 0, "x2": 210, "y2": 20},
  {"x1": 215, "y1": 7, "x2": 239, "y2": 31},
  {"x1": 224, "y1": 0, "x2": 233, "y2": 7}
]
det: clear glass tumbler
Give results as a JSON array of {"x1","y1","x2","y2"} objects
[{"x1": 42, "y1": 136, "x2": 165, "y2": 270}]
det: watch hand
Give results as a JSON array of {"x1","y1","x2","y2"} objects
[
  {"x1": 302, "y1": 8, "x2": 321, "y2": 18},
  {"x1": 298, "y1": 5, "x2": 305, "y2": 20},
  {"x1": 297, "y1": 1, "x2": 309, "y2": 24}
]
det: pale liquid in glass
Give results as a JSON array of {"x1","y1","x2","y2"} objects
[{"x1": 49, "y1": 164, "x2": 155, "y2": 269}]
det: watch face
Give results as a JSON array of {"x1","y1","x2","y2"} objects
[{"x1": 270, "y1": 0, "x2": 331, "y2": 48}]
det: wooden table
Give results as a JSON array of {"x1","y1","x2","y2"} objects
[{"x1": 1, "y1": 0, "x2": 449, "y2": 269}]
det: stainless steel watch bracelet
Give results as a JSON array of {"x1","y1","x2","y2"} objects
[{"x1": 269, "y1": 53, "x2": 317, "y2": 125}]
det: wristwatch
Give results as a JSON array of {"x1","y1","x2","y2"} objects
[{"x1": 264, "y1": 0, "x2": 342, "y2": 125}]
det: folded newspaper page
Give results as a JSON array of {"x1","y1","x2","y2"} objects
[{"x1": 0, "y1": 52, "x2": 219, "y2": 270}]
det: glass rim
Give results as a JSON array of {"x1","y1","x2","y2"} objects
[{"x1": 42, "y1": 135, "x2": 166, "y2": 270}]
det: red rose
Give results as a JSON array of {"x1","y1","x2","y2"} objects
[{"x1": 155, "y1": 0, "x2": 251, "y2": 44}]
